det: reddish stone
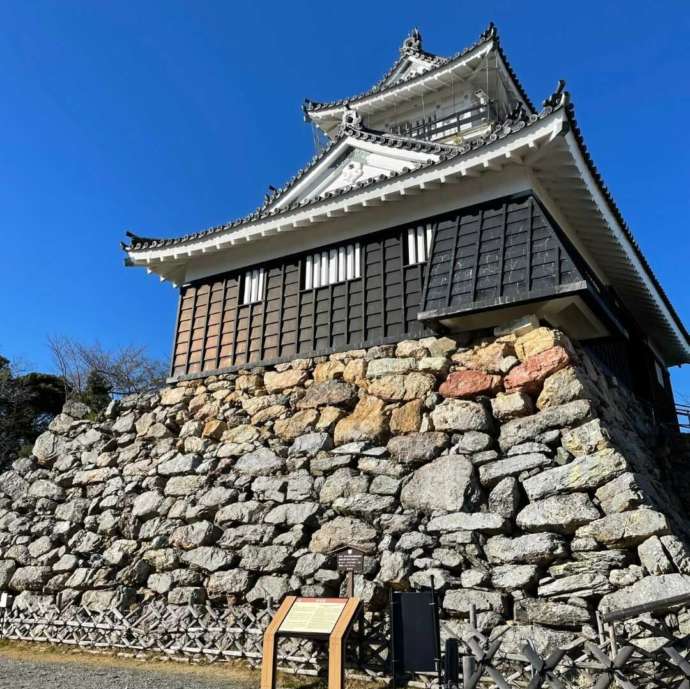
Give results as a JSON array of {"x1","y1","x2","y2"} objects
[
  {"x1": 504, "y1": 346, "x2": 571, "y2": 394},
  {"x1": 439, "y1": 370, "x2": 503, "y2": 399}
]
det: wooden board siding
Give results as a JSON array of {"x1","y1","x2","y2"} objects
[
  {"x1": 171, "y1": 193, "x2": 587, "y2": 378},
  {"x1": 171, "y1": 225, "x2": 436, "y2": 378},
  {"x1": 420, "y1": 195, "x2": 585, "y2": 318}
]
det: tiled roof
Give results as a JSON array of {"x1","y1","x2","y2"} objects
[
  {"x1": 123, "y1": 99, "x2": 551, "y2": 252},
  {"x1": 303, "y1": 23, "x2": 536, "y2": 116}
]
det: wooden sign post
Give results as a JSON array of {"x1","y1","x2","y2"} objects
[
  {"x1": 333, "y1": 546, "x2": 366, "y2": 598},
  {"x1": 261, "y1": 596, "x2": 361, "y2": 689}
]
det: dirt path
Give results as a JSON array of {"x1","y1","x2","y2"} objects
[{"x1": 0, "y1": 642, "x2": 266, "y2": 689}]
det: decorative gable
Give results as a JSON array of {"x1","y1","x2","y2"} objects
[{"x1": 269, "y1": 135, "x2": 441, "y2": 211}]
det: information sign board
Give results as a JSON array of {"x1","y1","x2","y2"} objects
[{"x1": 279, "y1": 598, "x2": 347, "y2": 635}]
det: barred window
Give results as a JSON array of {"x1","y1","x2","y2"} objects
[
  {"x1": 241, "y1": 267, "x2": 265, "y2": 305},
  {"x1": 303, "y1": 243, "x2": 361, "y2": 290},
  {"x1": 406, "y1": 224, "x2": 433, "y2": 265}
]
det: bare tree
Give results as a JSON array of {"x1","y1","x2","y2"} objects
[{"x1": 48, "y1": 336, "x2": 167, "y2": 398}]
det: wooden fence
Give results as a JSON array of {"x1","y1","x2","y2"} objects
[{"x1": 2, "y1": 597, "x2": 690, "y2": 688}]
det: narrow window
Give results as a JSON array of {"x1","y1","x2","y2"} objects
[
  {"x1": 303, "y1": 242, "x2": 361, "y2": 289},
  {"x1": 654, "y1": 360, "x2": 666, "y2": 388},
  {"x1": 241, "y1": 267, "x2": 265, "y2": 305},
  {"x1": 406, "y1": 224, "x2": 433, "y2": 265}
]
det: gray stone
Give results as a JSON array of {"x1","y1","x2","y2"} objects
[
  {"x1": 309, "y1": 517, "x2": 376, "y2": 554},
  {"x1": 498, "y1": 624, "x2": 578, "y2": 656},
  {"x1": 69, "y1": 530, "x2": 102, "y2": 555},
  {"x1": 366, "y1": 358, "x2": 416, "y2": 378},
  {"x1": 515, "y1": 599, "x2": 590, "y2": 628},
  {"x1": 103, "y1": 540, "x2": 138, "y2": 567},
  {"x1": 297, "y1": 381, "x2": 358, "y2": 408},
  {"x1": 507, "y1": 442, "x2": 552, "y2": 456},
  {"x1": 9, "y1": 566, "x2": 52, "y2": 592},
  {"x1": 240, "y1": 545, "x2": 291, "y2": 572},
  {"x1": 387, "y1": 432, "x2": 448, "y2": 464},
  {"x1": 538, "y1": 572, "x2": 613, "y2": 598},
  {"x1": 431, "y1": 400, "x2": 491, "y2": 432},
  {"x1": 397, "y1": 532, "x2": 433, "y2": 551},
  {"x1": 370, "y1": 475, "x2": 400, "y2": 495},
  {"x1": 27, "y1": 536, "x2": 53, "y2": 559},
  {"x1": 247, "y1": 575, "x2": 289, "y2": 604},
  {"x1": 142, "y1": 549, "x2": 179, "y2": 572},
  {"x1": 0, "y1": 560, "x2": 16, "y2": 588},
  {"x1": 400, "y1": 455, "x2": 480, "y2": 513},
  {"x1": 333, "y1": 493, "x2": 395, "y2": 518},
  {"x1": 599, "y1": 574, "x2": 690, "y2": 614},
  {"x1": 32, "y1": 431, "x2": 64, "y2": 463},
  {"x1": 216, "y1": 501, "x2": 266, "y2": 525},
  {"x1": 516, "y1": 493, "x2": 600, "y2": 535},
  {"x1": 595, "y1": 473, "x2": 646, "y2": 514},
  {"x1": 378, "y1": 551, "x2": 410, "y2": 585},
  {"x1": 265, "y1": 502, "x2": 319, "y2": 526},
  {"x1": 55, "y1": 499, "x2": 90, "y2": 523},
  {"x1": 490, "y1": 564, "x2": 540, "y2": 591},
  {"x1": 1, "y1": 471, "x2": 29, "y2": 500},
  {"x1": 164, "y1": 475, "x2": 206, "y2": 496},
  {"x1": 235, "y1": 448, "x2": 284, "y2": 476},
  {"x1": 158, "y1": 453, "x2": 201, "y2": 476},
  {"x1": 294, "y1": 553, "x2": 327, "y2": 578},
  {"x1": 488, "y1": 477, "x2": 521, "y2": 519},
  {"x1": 28, "y1": 479, "x2": 64, "y2": 501},
  {"x1": 168, "y1": 587, "x2": 206, "y2": 605},
  {"x1": 427, "y1": 512, "x2": 506, "y2": 534},
  {"x1": 522, "y1": 449, "x2": 627, "y2": 500},
  {"x1": 453, "y1": 431, "x2": 493, "y2": 453},
  {"x1": 444, "y1": 589, "x2": 508, "y2": 615},
  {"x1": 288, "y1": 433, "x2": 333, "y2": 457},
  {"x1": 319, "y1": 468, "x2": 368, "y2": 503},
  {"x1": 561, "y1": 419, "x2": 611, "y2": 456},
  {"x1": 661, "y1": 535, "x2": 690, "y2": 574},
  {"x1": 575, "y1": 509, "x2": 670, "y2": 547},
  {"x1": 498, "y1": 400, "x2": 592, "y2": 450},
  {"x1": 181, "y1": 547, "x2": 234, "y2": 573},
  {"x1": 410, "y1": 567, "x2": 450, "y2": 589},
  {"x1": 207, "y1": 569, "x2": 252, "y2": 598},
  {"x1": 199, "y1": 486, "x2": 236, "y2": 508},
  {"x1": 638, "y1": 536, "x2": 674, "y2": 575},
  {"x1": 479, "y1": 453, "x2": 552, "y2": 486},
  {"x1": 170, "y1": 521, "x2": 219, "y2": 550},
  {"x1": 485, "y1": 534, "x2": 567, "y2": 565},
  {"x1": 52, "y1": 554, "x2": 78, "y2": 573},
  {"x1": 132, "y1": 491, "x2": 164, "y2": 518}
]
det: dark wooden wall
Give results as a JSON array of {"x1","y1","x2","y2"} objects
[
  {"x1": 171, "y1": 224, "x2": 436, "y2": 377},
  {"x1": 420, "y1": 195, "x2": 585, "y2": 317}
]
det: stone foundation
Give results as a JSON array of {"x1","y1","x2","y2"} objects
[{"x1": 2, "y1": 320, "x2": 690, "y2": 653}]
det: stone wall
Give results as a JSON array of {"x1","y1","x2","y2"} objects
[{"x1": 2, "y1": 319, "x2": 690, "y2": 653}]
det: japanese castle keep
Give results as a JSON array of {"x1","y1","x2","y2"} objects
[
  {"x1": 5, "y1": 23, "x2": 690, "y2": 671},
  {"x1": 123, "y1": 24, "x2": 688, "y2": 423}
]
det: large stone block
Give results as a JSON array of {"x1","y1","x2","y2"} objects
[
  {"x1": 498, "y1": 400, "x2": 592, "y2": 450},
  {"x1": 504, "y1": 346, "x2": 571, "y2": 394},
  {"x1": 439, "y1": 370, "x2": 502, "y2": 399},
  {"x1": 479, "y1": 453, "x2": 552, "y2": 487},
  {"x1": 367, "y1": 372, "x2": 436, "y2": 402},
  {"x1": 516, "y1": 493, "x2": 600, "y2": 535},
  {"x1": 575, "y1": 509, "x2": 670, "y2": 547},
  {"x1": 515, "y1": 599, "x2": 590, "y2": 628},
  {"x1": 426, "y1": 512, "x2": 506, "y2": 534},
  {"x1": 444, "y1": 588, "x2": 508, "y2": 615},
  {"x1": 387, "y1": 432, "x2": 448, "y2": 464},
  {"x1": 400, "y1": 455, "x2": 480, "y2": 513},
  {"x1": 333, "y1": 396, "x2": 388, "y2": 445},
  {"x1": 537, "y1": 367, "x2": 588, "y2": 409},
  {"x1": 599, "y1": 574, "x2": 690, "y2": 614},
  {"x1": 430, "y1": 399, "x2": 491, "y2": 432},
  {"x1": 484, "y1": 534, "x2": 567, "y2": 565},
  {"x1": 309, "y1": 517, "x2": 377, "y2": 554},
  {"x1": 491, "y1": 392, "x2": 534, "y2": 422},
  {"x1": 514, "y1": 327, "x2": 571, "y2": 361},
  {"x1": 264, "y1": 369, "x2": 309, "y2": 393},
  {"x1": 235, "y1": 447, "x2": 285, "y2": 476},
  {"x1": 522, "y1": 449, "x2": 627, "y2": 501},
  {"x1": 297, "y1": 381, "x2": 358, "y2": 409}
]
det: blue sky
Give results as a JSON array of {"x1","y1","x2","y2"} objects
[{"x1": 1, "y1": 1, "x2": 689, "y2": 397}]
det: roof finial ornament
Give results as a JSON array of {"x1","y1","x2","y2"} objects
[
  {"x1": 480, "y1": 22, "x2": 496, "y2": 41},
  {"x1": 542, "y1": 80, "x2": 569, "y2": 109},
  {"x1": 340, "y1": 107, "x2": 363, "y2": 134},
  {"x1": 400, "y1": 28, "x2": 422, "y2": 56}
]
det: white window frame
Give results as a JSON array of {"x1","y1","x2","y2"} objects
[
  {"x1": 304, "y1": 242, "x2": 361, "y2": 290},
  {"x1": 406, "y1": 224, "x2": 434, "y2": 265},
  {"x1": 241, "y1": 267, "x2": 265, "y2": 305}
]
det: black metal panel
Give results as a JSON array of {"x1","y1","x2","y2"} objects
[{"x1": 420, "y1": 194, "x2": 585, "y2": 318}]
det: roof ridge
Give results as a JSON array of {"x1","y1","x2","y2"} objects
[{"x1": 303, "y1": 22, "x2": 500, "y2": 116}]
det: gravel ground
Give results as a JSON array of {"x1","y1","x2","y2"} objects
[{"x1": 0, "y1": 646, "x2": 261, "y2": 689}]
